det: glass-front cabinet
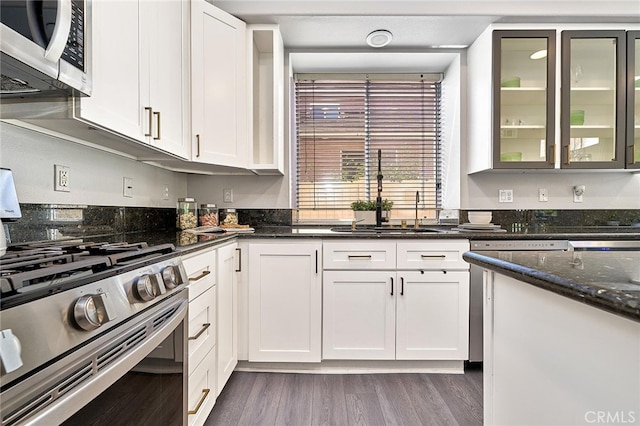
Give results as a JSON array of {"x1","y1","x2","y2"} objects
[
  {"x1": 560, "y1": 30, "x2": 626, "y2": 169},
  {"x1": 627, "y1": 31, "x2": 640, "y2": 170},
  {"x1": 492, "y1": 30, "x2": 556, "y2": 169}
]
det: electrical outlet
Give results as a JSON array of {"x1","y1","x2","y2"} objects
[
  {"x1": 538, "y1": 188, "x2": 548, "y2": 202},
  {"x1": 163, "y1": 185, "x2": 169, "y2": 200},
  {"x1": 499, "y1": 189, "x2": 513, "y2": 203},
  {"x1": 573, "y1": 185, "x2": 585, "y2": 203},
  {"x1": 54, "y1": 165, "x2": 70, "y2": 192},
  {"x1": 123, "y1": 177, "x2": 133, "y2": 198},
  {"x1": 223, "y1": 188, "x2": 234, "y2": 203}
]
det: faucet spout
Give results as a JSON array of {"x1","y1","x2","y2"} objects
[
  {"x1": 376, "y1": 149, "x2": 383, "y2": 227},
  {"x1": 415, "y1": 191, "x2": 420, "y2": 228}
]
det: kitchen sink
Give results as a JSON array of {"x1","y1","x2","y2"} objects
[{"x1": 329, "y1": 226, "x2": 446, "y2": 234}]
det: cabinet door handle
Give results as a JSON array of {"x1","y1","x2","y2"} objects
[
  {"x1": 401, "y1": 277, "x2": 404, "y2": 296},
  {"x1": 153, "y1": 111, "x2": 161, "y2": 140},
  {"x1": 188, "y1": 270, "x2": 210, "y2": 282},
  {"x1": 548, "y1": 144, "x2": 555, "y2": 165},
  {"x1": 315, "y1": 249, "x2": 318, "y2": 274},
  {"x1": 390, "y1": 277, "x2": 394, "y2": 296},
  {"x1": 564, "y1": 145, "x2": 571, "y2": 165},
  {"x1": 196, "y1": 134, "x2": 201, "y2": 157},
  {"x1": 628, "y1": 145, "x2": 635, "y2": 165},
  {"x1": 188, "y1": 388, "x2": 211, "y2": 415},
  {"x1": 235, "y1": 247, "x2": 242, "y2": 272},
  {"x1": 421, "y1": 254, "x2": 446, "y2": 259},
  {"x1": 348, "y1": 254, "x2": 372, "y2": 259},
  {"x1": 144, "y1": 107, "x2": 153, "y2": 137},
  {"x1": 188, "y1": 323, "x2": 211, "y2": 340}
]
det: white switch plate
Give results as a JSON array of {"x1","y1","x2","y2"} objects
[
  {"x1": 123, "y1": 177, "x2": 133, "y2": 198},
  {"x1": 538, "y1": 188, "x2": 548, "y2": 202},
  {"x1": 54, "y1": 165, "x2": 70, "y2": 192},
  {"x1": 163, "y1": 185, "x2": 169, "y2": 200},
  {"x1": 223, "y1": 188, "x2": 233, "y2": 203},
  {"x1": 499, "y1": 189, "x2": 513, "y2": 203}
]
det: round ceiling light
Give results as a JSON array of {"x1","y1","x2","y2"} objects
[{"x1": 366, "y1": 30, "x2": 393, "y2": 48}]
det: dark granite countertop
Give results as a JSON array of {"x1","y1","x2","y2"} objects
[{"x1": 463, "y1": 250, "x2": 640, "y2": 323}]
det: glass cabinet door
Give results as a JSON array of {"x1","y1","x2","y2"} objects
[
  {"x1": 561, "y1": 30, "x2": 626, "y2": 169},
  {"x1": 627, "y1": 31, "x2": 640, "y2": 169},
  {"x1": 492, "y1": 30, "x2": 556, "y2": 169}
]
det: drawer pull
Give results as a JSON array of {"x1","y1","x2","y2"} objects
[
  {"x1": 421, "y1": 254, "x2": 446, "y2": 259},
  {"x1": 348, "y1": 255, "x2": 372, "y2": 259},
  {"x1": 188, "y1": 270, "x2": 211, "y2": 282},
  {"x1": 390, "y1": 276, "x2": 394, "y2": 296},
  {"x1": 188, "y1": 388, "x2": 211, "y2": 415},
  {"x1": 189, "y1": 323, "x2": 211, "y2": 340}
]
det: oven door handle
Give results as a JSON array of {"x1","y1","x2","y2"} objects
[{"x1": 25, "y1": 296, "x2": 189, "y2": 426}]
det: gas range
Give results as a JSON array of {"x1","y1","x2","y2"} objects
[
  {"x1": 0, "y1": 240, "x2": 188, "y2": 425},
  {"x1": 1, "y1": 240, "x2": 179, "y2": 310}
]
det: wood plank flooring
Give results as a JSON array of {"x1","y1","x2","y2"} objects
[{"x1": 204, "y1": 365, "x2": 482, "y2": 426}]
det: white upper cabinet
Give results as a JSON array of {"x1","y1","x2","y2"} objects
[
  {"x1": 247, "y1": 25, "x2": 285, "y2": 175},
  {"x1": 191, "y1": 0, "x2": 248, "y2": 168},
  {"x1": 76, "y1": 0, "x2": 189, "y2": 159}
]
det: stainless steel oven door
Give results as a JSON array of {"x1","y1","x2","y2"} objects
[{"x1": 1, "y1": 290, "x2": 188, "y2": 426}]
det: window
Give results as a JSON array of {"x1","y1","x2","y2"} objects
[{"x1": 294, "y1": 74, "x2": 443, "y2": 221}]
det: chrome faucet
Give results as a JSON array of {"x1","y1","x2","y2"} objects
[
  {"x1": 376, "y1": 149, "x2": 383, "y2": 228},
  {"x1": 415, "y1": 191, "x2": 420, "y2": 229}
]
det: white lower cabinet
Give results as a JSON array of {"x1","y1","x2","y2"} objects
[
  {"x1": 216, "y1": 242, "x2": 238, "y2": 395},
  {"x1": 323, "y1": 240, "x2": 470, "y2": 361},
  {"x1": 188, "y1": 347, "x2": 216, "y2": 426},
  {"x1": 248, "y1": 241, "x2": 322, "y2": 362},
  {"x1": 323, "y1": 270, "x2": 396, "y2": 359},
  {"x1": 183, "y1": 248, "x2": 217, "y2": 426}
]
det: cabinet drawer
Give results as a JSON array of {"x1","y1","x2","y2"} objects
[
  {"x1": 183, "y1": 249, "x2": 216, "y2": 300},
  {"x1": 397, "y1": 240, "x2": 469, "y2": 270},
  {"x1": 323, "y1": 241, "x2": 396, "y2": 270},
  {"x1": 188, "y1": 286, "x2": 216, "y2": 375},
  {"x1": 188, "y1": 347, "x2": 216, "y2": 426}
]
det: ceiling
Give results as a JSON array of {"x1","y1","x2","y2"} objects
[{"x1": 211, "y1": 0, "x2": 640, "y2": 72}]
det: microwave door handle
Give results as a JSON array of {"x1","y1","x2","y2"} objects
[
  {"x1": 44, "y1": 0, "x2": 72, "y2": 62},
  {"x1": 26, "y1": 1, "x2": 48, "y2": 48}
]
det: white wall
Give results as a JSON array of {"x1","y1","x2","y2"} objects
[
  {"x1": 0, "y1": 122, "x2": 188, "y2": 207},
  {"x1": 441, "y1": 55, "x2": 462, "y2": 210}
]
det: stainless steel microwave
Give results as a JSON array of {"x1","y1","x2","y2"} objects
[{"x1": 0, "y1": 0, "x2": 91, "y2": 97}]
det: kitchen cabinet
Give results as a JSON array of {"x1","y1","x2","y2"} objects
[
  {"x1": 247, "y1": 241, "x2": 322, "y2": 362},
  {"x1": 483, "y1": 271, "x2": 640, "y2": 425},
  {"x1": 322, "y1": 240, "x2": 469, "y2": 360},
  {"x1": 191, "y1": 0, "x2": 248, "y2": 168},
  {"x1": 626, "y1": 31, "x2": 640, "y2": 169},
  {"x1": 216, "y1": 241, "x2": 238, "y2": 395},
  {"x1": 76, "y1": 0, "x2": 189, "y2": 158},
  {"x1": 491, "y1": 30, "x2": 557, "y2": 169},
  {"x1": 560, "y1": 30, "x2": 626, "y2": 169},
  {"x1": 182, "y1": 248, "x2": 217, "y2": 426},
  {"x1": 468, "y1": 25, "x2": 634, "y2": 173},
  {"x1": 247, "y1": 25, "x2": 285, "y2": 175}
]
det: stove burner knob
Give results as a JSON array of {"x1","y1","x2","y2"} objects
[
  {"x1": 73, "y1": 295, "x2": 107, "y2": 331},
  {"x1": 161, "y1": 266, "x2": 179, "y2": 289},
  {"x1": 134, "y1": 274, "x2": 156, "y2": 301}
]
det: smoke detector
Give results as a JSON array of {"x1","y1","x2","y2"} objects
[{"x1": 366, "y1": 30, "x2": 393, "y2": 48}]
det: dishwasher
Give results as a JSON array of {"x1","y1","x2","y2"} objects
[{"x1": 467, "y1": 239, "x2": 570, "y2": 362}]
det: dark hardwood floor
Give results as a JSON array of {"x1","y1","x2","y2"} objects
[{"x1": 204, "y1": 365, "x2": 482, "y2": 426}]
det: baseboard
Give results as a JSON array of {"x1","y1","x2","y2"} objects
[{"x1": 235, "y1": 359, "x2": 464, "y2": 374}]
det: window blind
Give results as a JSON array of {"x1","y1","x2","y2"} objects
[{"x1": 295, "y1": 76, "x2": 442, "y2": 212}]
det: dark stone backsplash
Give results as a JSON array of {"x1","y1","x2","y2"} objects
[
  {"x1": 4, "y1": 204, "x2": 639, "y2": 244},
  {"x1": 4, "y1": 204, "x2": 292, "y2": 244},
  {"x1": 462, "y1": 209, "x2": 640, "y2": 233}
]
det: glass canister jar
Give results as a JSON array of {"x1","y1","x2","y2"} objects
[
  {"x1": 221, "y1": 208, "x2": 238, "y2": 226},
  {"x1": 199, "y1": 204, "x2": 219, "y2": 226},
  {"x1": 177, "y1": 198, "x2": 198, "y2": 230}
]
